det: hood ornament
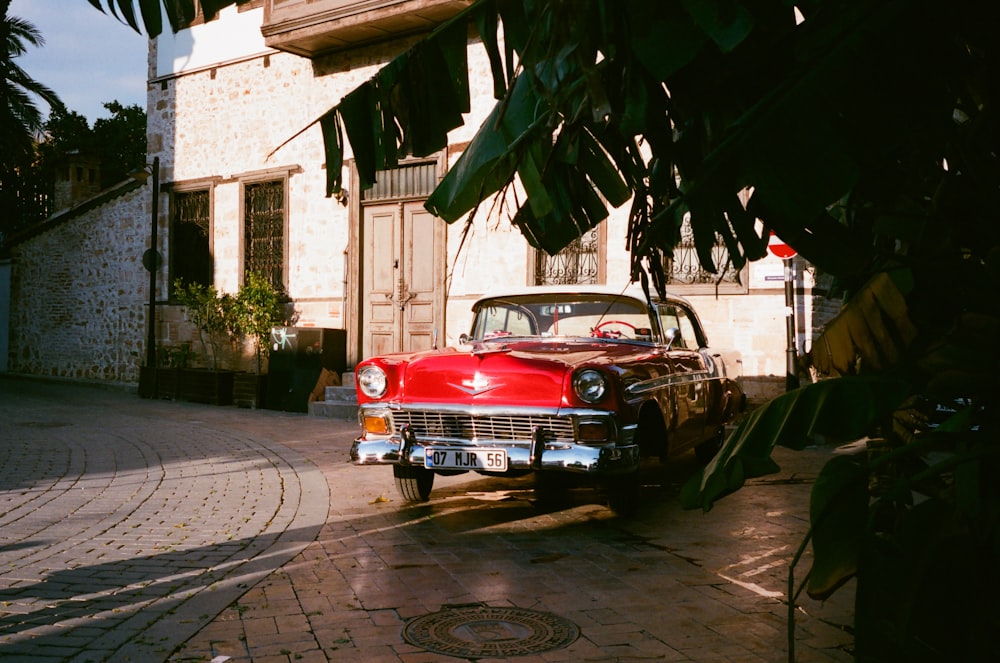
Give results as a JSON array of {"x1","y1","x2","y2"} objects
[{"x1": 450, "y1": 374, "x2": 498, "y2": 395}]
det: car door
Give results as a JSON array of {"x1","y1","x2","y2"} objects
[{"x1": 659, "y1": 303, "x2": 710, "y2": 449}]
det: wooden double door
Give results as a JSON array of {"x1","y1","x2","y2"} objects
[{"x1": 362, "y1": 200, "x2": 445, "y2": 359}]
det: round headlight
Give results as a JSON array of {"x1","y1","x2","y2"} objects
[
  {"x1": 357, "y1": 365, "x2": 388, "y2": 398},
  {"x1": 573, "y1": 369, "x2": 608, "y2": 404}
]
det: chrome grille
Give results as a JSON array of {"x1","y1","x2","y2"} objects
[{"x1": 391, "y1": 411, "x2": 575, "y2": 443}]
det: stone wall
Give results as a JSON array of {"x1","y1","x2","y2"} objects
[{"x1": 7, "y1": 184, "x2": 152, "y2": 384}]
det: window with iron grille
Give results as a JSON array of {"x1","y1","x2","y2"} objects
[
  {"x1": 243, "y1": 180, "x2": 286, "y2": 292},
  {"x1": 170, "y1": 189, "x2": 212, "y2": 291},
  {"x1": 663, "y1": 216, "x2": 748, "y2": 294},
  {"x1": 534, "y1": 226, "x2": 603, "y2": 285}
]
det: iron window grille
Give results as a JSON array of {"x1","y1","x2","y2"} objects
[
  {"x1": 244, "y1": 180, "x2": 286, "y2": 292},
  {"x1": 534, "y1": 226, "x2": 602, "y2": 285},
  {"x1": 663, "y1": 216, "x2": 748, "y2": 294},
  {"x1": 170, "y1": 189, "x2": 212, "y2": 291}
]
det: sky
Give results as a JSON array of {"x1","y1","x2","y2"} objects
[{"x1": 10, "y1": 0, "x2": 149, "y2": 124}]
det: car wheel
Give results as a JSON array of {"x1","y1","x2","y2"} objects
[
  {"x1": 695, "y1": 427, "x2": 725, "y2": 464},
  {"x1": 393, "y1": 464, "x2": 434, "y2": 502},
  {"x1": 606, "y1": 470, "x2": 641, "y2": 516}
]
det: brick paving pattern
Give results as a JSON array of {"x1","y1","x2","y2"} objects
[
  {"x1": 0, "y1": 377, "x2": 854, "y2": 662},
  {"x1": 0, "y1": 378, "x2": 328, "y2": 662}
]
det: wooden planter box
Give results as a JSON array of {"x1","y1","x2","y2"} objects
[
  {"x1": 138, "y1": 367, "x2": 184, "y2": 399},
  {"x1": 179, "y1": 369, "x2": 235, "y2": 406},
  {"x1": 155, "y1": 367, "x2": 181, "y2": 400},
  {"x1": 138, "y1": 366, "x2": 156, "y2": 399},
  {"x1": 233, "y1": 372, "x2": 268, "y2": 409}
]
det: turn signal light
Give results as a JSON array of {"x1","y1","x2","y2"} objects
[
  {"x1": 363, "y1": 415, "x2": 391, "y2": 435},
  {"x1": 578, "y1": 421, "x2": 609, "y2": 443}
]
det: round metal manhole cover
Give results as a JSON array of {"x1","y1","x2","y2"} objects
[{"x1": 403, "y1": 604, "x2": 579, "y2": 658}]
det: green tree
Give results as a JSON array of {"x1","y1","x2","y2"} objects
[
  {"x1": 92, "y1": 100, "x2": 147, "y2": 187},
  {"x1": 37, "y1": 102, "x2": 147, "y2": 189},
  {"x1": 172, "y1": 279, "x2": 232, "y2": 370},
  {"x1": 231, "y1": 271, "x2": 289, "y2": 375},
  {"x1": 0, "y1": 0, "x2": 61, "y2": 162},
  {"x1": 94, "y1": 1, "x2": 1000, "y2": 659},
  {"x1": 0, "y1": 0, "x2": 63, "y2": 243}
]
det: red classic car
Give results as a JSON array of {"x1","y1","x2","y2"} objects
[{"x1": 350, "y1": 285, "x2": 745, "y2": 513}]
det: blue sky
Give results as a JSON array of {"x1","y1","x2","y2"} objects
[{"x1": 10, "y1": 0, "x2": 148, "y2": 123}]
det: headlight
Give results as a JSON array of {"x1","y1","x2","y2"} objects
[
  {"x1": 357, "y1": 366, "x2": 388, "y2": 398},
  {"x1": 573, "y1": 369, "x2": 607, "y2": 404}
]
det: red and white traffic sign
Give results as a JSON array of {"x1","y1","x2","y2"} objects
[{"x1": 767, "y1": 232, "x2": 797, "y2": 259}]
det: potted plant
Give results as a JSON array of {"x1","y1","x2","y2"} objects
[
  {"x1": 173, "y1": 279, "x2": 236, "y2": 405},
  {"x1": 229, "y1": 271, "x2": 290, "y2": 408}
]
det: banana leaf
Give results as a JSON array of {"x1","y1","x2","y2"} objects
[
  {"x1": 680, "y1": 376, "x2": 912, "y2": 512},
  {"x1": 425, "y1": 75, "x2": 542, "y2": 222},
  {"x1": 810, "y1": 270, "x2": 918, "y2": 376}
]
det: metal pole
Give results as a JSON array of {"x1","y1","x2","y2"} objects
[
  {"x1": 145, "y1": 157, "x2": 160, "y2": 383},
  {"x1": 784, "y1": 257, "x2": 799, "y2": 391}
]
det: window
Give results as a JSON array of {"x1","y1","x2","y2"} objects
[
  {"x1": 658, "y1": 304, "x2": 703, "y2": 349},
  {"x1": 663, "y1": 215, "x2": 748, "y2": 294},
  {"x1": 170, "y1": 188, "x2": 212, "y2": 291},
  {"x1": 243, "y1": 179, "x2": 287, "y2": 292},
  {"x1": 534, "y1": 225, "x2": 605, "y2": 285}
]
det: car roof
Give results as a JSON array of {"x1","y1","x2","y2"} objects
[{"x1": 471, "y1": 283, "x2": 692, "y2": 307}]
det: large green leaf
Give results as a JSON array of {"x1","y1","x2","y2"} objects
[
  {"x1": 338, "y1": 82, "x2": 378, "y2": 189},
  {"x1": 473, "y1": 0, "x2": 507, "y2": 99},
  {"x1": 626, "y1": 1, "x2": 708, "y2": 81},
  {"x1": 399, "y1": 19, "x2": 470, "y2": 156},
  {"x1": 680, "y1": 0, "x2": 754, "y2": 53},
  {"x1": 425, "y1": 74, "x2": 542, "y2": 222},
  {"x1": 94, "y1": 0, "x2": 241, "y2": 35},
  {"x1": 810, "y1": 270, "x2": 918, "y2": 376},
  {"x1": 319, "y1": 109, "x2": 344, "y2": 196},
  {"x1": 577, "y1": 130, "x2": 631, "y2": 208},
  {"x1": 511, "y1": 157, "x2": 608, "y2": 255},
  {"x1": 680, "y1": 376, "x2": 912, "y2": 511},
  {"x1": 806, "y1": 453, "x2": 869, "y2": 599}
]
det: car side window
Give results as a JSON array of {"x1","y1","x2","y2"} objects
[
  {"x1": 659, "y1": 305, "x2": 701, "y2": 349},
  {"x1": 676, "y1": 309, "x2": 699, "y2": 348}
]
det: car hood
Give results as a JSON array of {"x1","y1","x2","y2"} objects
[{"x1": 375, "y1": 339, "x2": 656, "y2": 407}]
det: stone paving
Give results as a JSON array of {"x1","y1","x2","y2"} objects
[
  {"x1": 0, "y1": 376, "x2": 855, "y2": 662},
  {"x1": 0, "y1": 377, "x2": 330, "y2": 662}
]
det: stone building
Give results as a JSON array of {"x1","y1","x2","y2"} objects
[{"x1": 1, "y1": 2, "x2": 837, "y2": 403}]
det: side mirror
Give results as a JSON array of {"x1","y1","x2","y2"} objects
[{"x1": 664, "y1": 327, "x2": 680, "y2": 350}]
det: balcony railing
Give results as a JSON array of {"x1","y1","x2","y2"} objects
[{"x1": 262, "y1": 0, "x2": 473, "y2": 57}]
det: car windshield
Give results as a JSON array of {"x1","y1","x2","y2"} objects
[{"x1": 470, "y1": 294, "x2": 654, "y2": 342}]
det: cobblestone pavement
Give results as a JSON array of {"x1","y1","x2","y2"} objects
[
  {"x1": 0, "y1": 377, "x2": 855, "y2": 662},
  {"x1": 0, "y1": 377, "x2": 331, "y2": 662}
]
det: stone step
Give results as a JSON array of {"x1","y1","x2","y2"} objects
[
  {"x1": 308, "y1": 373, "x2": 358, "y2": 420},
  {"x1": 324, "y1": 384, "x2": 357, "y2": 403}
]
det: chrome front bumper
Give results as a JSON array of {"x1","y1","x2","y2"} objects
[{"x1": 350, "y1": 429, "x2": 639, "y2": 475}]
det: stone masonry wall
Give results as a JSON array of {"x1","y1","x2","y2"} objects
[{"x1": 7, "y1": 186, "x2": 152, "y2": 384}]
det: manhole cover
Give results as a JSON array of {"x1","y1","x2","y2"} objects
[{"x1": 403, "y1": 604, "x2": 579, "y2": 658}]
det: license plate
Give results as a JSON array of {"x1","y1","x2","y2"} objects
[{"x1": 424, "y1": 447, "x2": 508, "y2": 472}]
